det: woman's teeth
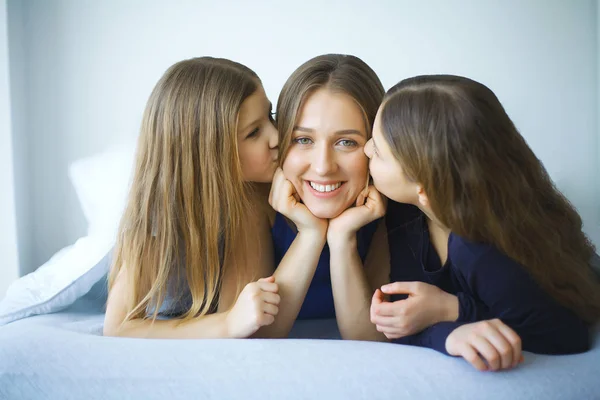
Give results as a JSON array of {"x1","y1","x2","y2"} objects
[{"x1": 309, "y1": 181, "x2": 342, "y2": 193}]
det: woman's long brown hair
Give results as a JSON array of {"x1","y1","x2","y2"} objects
[{"x1": 381, "y1": 75, "x2": 600, "y2": 323}]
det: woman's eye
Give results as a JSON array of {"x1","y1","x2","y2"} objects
[
  {"x1": 294, "y1": 137, "x2": 312, "y2": 145},
  {"x1": 338, "y1": 139, "x2": 357, "y2": 147}
]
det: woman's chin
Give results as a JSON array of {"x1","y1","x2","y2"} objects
[{"x1": 305, "y1": 204, "x2": 347, "y2": 220}]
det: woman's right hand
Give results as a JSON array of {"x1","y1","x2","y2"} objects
[
  {"x1": 225, "y1": 276, "x2": 280, "y2": 338},
  {"x1": 269, "y1": 168, "x2": 328, "y2": 236},
  {"x1": 445, "y1": 319, "x2": 524, "y2": 371}
]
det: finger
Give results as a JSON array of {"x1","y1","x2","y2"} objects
[
  {"x1": 375, "y1": 324, "x2": 400, "y2": 335},
  {"x1": 381, "y1": 281, "x2": 416, "y2": 295},
  {"x1": 491, "y1": 319, "x2": 522, "y2": 368},
  {"x1": 471, "y1": 335, "x2": 501, "y2": 371},
  {"x1": 372, "y1": 289, "x2": 384, "y2": 305},
  {"x1": 371, "y1": 315, "x2": 399, "y2": 328},
  {"x1": 484, "y1": 326, "x2": 514, "y2": 370},
  {"x1": 373, "y1": 301, "x2": 399, "y2": 317},
  {"x1": 269, "y1": 169, "x2": 284, "y2": 204},
  {"x1": 262, "y1": 303, "x2": 279, "y2": 316},
  {"x1": 355, "y1": 191, "x2": 366, "y2": 207},
  {"x1": 257, "y1": 281, "x2": 278, "y2": 293},
  {"x1": 460, "y1": 343, "x2": 488, "y2": 372},
  {"x1": 258, "y1": 276, "x2": 275, "y2": 283},
  {"x1": 384, "y1": 332, "x2": 401, "y2": 340},
  {"x1": 261, "y1": 291, "x2": 280, "y2": 305},
  {"x1": 282, "y1": 180, "x2": 299, "y2": 209},
  {"x1": 364, "y1": 186, "x2": 384, "y2": 209},
  {"x1": 259, "y1": 313, "x2": 275, "y2": 327},
  {"x1": 371, "y1": 290, "x2": 383, "y2": 322}
]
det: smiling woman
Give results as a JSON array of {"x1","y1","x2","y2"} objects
[
  {"x1": 252, "y1": 54, "x2": 389, "y2": 341},
  {"x1": 282, "y1": 88, "x2": 369, "y2": 219}
]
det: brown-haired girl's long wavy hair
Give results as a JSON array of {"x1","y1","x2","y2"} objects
[
  {"x1": 109, "y1": 57, "x2": 260, "y2": 323},
  {"x1": 276, "y1": 54, "x2": 385, "y2": 161},
  {"x1": 380, "y1": 74, "x2": 600, "y2": 324}
]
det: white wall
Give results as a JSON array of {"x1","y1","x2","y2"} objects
[
  {"x1": 6, "y1": 0, "x2": 31, "y2": 277},
  {"x1": 5, "y1": 0, "x2": 600, "y2": 271},
  {"x1": 0, "y1": 0, "x2": 20, "y2": 296}
]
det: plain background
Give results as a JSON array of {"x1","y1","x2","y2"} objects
[{"x1": 1, "y1": 0, "x2": 599, "y2": 297}]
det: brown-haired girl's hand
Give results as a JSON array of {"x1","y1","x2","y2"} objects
[
  {"x1": 225, "y1": 276, "x2": 280, "y2": 338},
  {"x1": 327, "y1": 185, "x2": 386, "y2": 245},
  {"x1": 445, "y1": 319, "x2": 524, "y2": 371},
  {"x1": 370, "y1": 282, "x2": 459, "y2": 338},
  {"x1": 269, "y1": 168, "x2": 328, "y2": 237}
]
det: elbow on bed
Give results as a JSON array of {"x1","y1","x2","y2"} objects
[
  {"x1": 526, "y1": 326, "x2": 592, "y2": 355},
  {"x1": 102, "y1": 324, "x2": 119, "y2": 337}
]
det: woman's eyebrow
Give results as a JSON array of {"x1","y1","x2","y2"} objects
[{"x1": 293, "y1": 126, "x2": 365, "y2": 137}]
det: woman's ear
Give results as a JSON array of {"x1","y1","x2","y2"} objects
[{"x1": 416, "y1": 185, "x2": 429, "y2": 208}]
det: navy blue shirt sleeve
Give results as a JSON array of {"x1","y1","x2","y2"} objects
[
  {"x1": 392, "y1": 293, "x2": 488, "y2": 355},
  {"x1": 456, "y1": 291, "x2": 489, "y2": 322},
  {"x1": 449, "y1": 234, "x2": 590, "y2": 355},
  {"x1": 393, "y1": 322, "x2": 466, "y2": 354}
]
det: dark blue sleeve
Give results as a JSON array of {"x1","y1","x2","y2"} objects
[
  {"x1": 456, "y1": 292, "x2": 489, "y2": 322},
  {"x1": 391, "y1": 294, "x2": 488, "y2": 355},
  {"x1": 451, "y1": 236, "x2": 590, "y2": 355},
  {"x1": 393, "y1": 322, "x2": 466, "y2": 354}
]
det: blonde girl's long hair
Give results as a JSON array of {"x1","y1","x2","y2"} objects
[{"x1": 109, "y1": 57, "x2": 260, "y2": 322}]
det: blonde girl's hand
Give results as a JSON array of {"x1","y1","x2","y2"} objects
[{"x1": 225, "y1": 276, "x2": 280, "y2": 338}]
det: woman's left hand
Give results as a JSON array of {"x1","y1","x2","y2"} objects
[
  {"x1": 370, "y1": 281, "x2": 459, "y2": 339},
  {"x1": 327, "y1": 185, "x2": 386, "y2": 244}
]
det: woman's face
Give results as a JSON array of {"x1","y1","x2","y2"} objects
[
  {"x1": 237, "y1": 85, "x2": 279, "y2": 183},
  {"x1": 282, "y1": 88, "x2": 369, "y2": 219}
]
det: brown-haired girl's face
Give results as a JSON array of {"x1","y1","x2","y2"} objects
[
  {"x1": 365, "y1": 107, "x2": 418, "y2": 205},
  {"x1": 282, "y1": 88, "x2": 369, "y2": 219},
  {"x1": 237, "y1": 85, "x2": 279, "y2": 183}
]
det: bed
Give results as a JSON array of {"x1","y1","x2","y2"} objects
[{"x1": 1, "y1": 279, "x2": 599, "y2": 400}]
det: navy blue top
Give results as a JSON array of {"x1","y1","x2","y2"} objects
[
  {"x1": 272, "y1": 212, "x2": 379, "y2": 319},
  {"x1": 385, "y1": 202, "x2": 590, "y2": 355}
]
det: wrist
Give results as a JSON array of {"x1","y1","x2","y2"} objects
[
  {"x1": 327, "y1": 233, "x2": 357, "y2": 250},
  {"x1": 441, "y1": 293, "x2": 460, "y2": 322},
  {"x1": 222, "y1": 311, "x2": 236, "y2": 338},
  {"x1": 297, "y1": 229, "x2": 327, "y2": 246}
]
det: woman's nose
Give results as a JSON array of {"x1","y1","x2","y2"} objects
[{"x1": 313, "y1": 144, "x2": 336, "y2": 176}]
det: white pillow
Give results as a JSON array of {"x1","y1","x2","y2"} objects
[
  {"x1": 68, "y1": 139, "x2": 137, "y2": 240},
  {"x1": 0, "y1": 235, "x2": 114, "y2": 325}
]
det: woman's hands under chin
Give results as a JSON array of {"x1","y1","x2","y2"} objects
[
  {"x1": 269, "y1": 168, "x2": 328, "y2": 238},
  {"x1": 327, "y1": 185, "x2": 386, "y2": 245}
]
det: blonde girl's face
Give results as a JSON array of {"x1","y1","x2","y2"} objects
[{"x1": 237, "y1": 85, "x2": 279, "y2": 183}]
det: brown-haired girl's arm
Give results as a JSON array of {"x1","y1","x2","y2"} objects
[{"x1": 449, "y1": 235, "x2": 591, "y2": 355}]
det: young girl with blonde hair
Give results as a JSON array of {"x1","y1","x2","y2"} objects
[{"x1": 104, "y1": 57, "x2": 280, "y2": 338}]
